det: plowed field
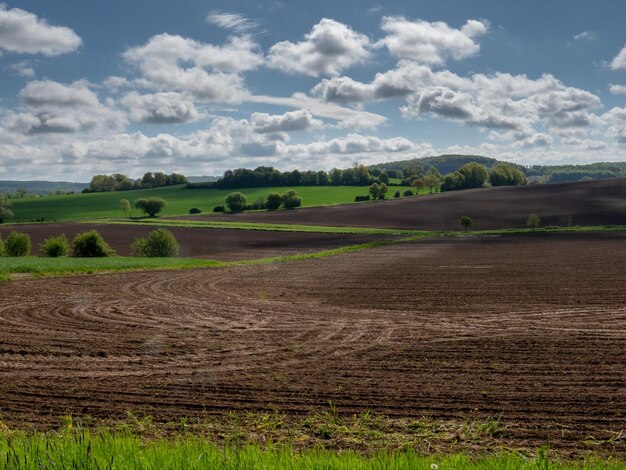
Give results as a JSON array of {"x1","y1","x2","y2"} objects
[
  {"x1": 1, "y1": 232, "x2": 625, "y2": 452},
  {"x1": 193, "y1": 178, "x2": 626, "y2": 230},
  {"x1": 0, "y1": 223, "x2": 385, "y2": 260}
]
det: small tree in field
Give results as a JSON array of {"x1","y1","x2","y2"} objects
[
  {"x1": 135, "y1": 197, "x2": 166, "y2": 217},
  {"x1": 460, "y1": 215, "x2": 473, "y2": 232},
  {"x1": 120, "y1": 198, "x2": 131, "y2": 218},
  {"x1": 225, "y1": 192, "x2": 247, "y2": 212},
  {"x1": 368, "y1": 182, "x2": 380, "y2": 200},
  {"x1": 411, "y1": 176, "x2": 425, "y2": 195},
  {"x1": 527, "y1": 213, "x2": 541, "y2": 230},
  {"x1": 265, "y1": 192, "x2": 283, "y2": 211},
  {"x1": 377, "y1": 183, "x2": 388, "y2": 199}
]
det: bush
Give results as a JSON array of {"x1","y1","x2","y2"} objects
[
  {"x1": 282, "y1": 189, "x2": 302, "y2": 209},
  {"x1": 459, "y1": 215, "x2": 473, "y2": 232},
  {"x1": 135, "y1": 197, "x2": 166, "y2": 217},
  {"x1": 225, "y1": 192, "x2": 248, "y2": 212},
  {"x1": 0, "y1": 233, "x2": 4, "y2": 256},
  {"x1": 403, "y1": 189, "x2": 414, "y2": 197},
  {"x1": 354, "y1": 195, "x2": 370, "y2": 202},
  {"x1": 72, "y1": 230, "x2": 115, "y2": 257},
  {"x1": 40, "y1": 234, "x2": 69, "y2": 257},
  {"x1": 393, "y1": 190, "x2": 401, "y2": 198},
  {"x1": 249, "y1": 198, "x2": 266, "y2": 210},
  {"x1": 131, "y1": 228, "x2": 179, "y2": 257},
  {"x1": 4, "y1": 231, "x2": 31, "y2": 256},
  {"x1": 266, "y1": 192, "x2": 283, "y2": 211},
  {"x1": 213, "y1": 205, "x2": 225, "y2": 213},
  {"x1": 189, "y1": 207, "x2": 202, "y2": 214}
]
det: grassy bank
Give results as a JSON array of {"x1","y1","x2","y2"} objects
[
  {"x1": 1, "y1": 431, "x2": 622, "y2": 470},
  {"x1": 0, "y1": 256, "x2": 220, "y2": 280}
]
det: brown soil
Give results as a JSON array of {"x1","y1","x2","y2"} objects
[
  {"x1": 0, "y1": 231, "x2": 625, "y2": 453},
  {"x1": 0, "y1": 223, "x2": 385, "y2": 261},
  {"x1": 190, "y1": 178, "x2": 626, "y2": 230}
]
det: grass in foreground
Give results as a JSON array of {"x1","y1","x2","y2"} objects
[
  {"x1": 0, "y1": 256, "x2": 219, "y2": 280},
  {"x1": 1, "y1": 430, "x2": 622, "y2": 470}
]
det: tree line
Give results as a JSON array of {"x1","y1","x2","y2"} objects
[{"x1": 83, "y1": 172, "x2": 187, "y2": 193}]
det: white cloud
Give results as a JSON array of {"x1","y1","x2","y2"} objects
[
  {"x1": 376, "y1": 17, "x2": 487, "y2": 65},
  {"x1": 121, "y1": 92, "x2": 200, "y2": 124},
  {"x1": 207, "y1": 11, "x2": 260, "y2": 34},
  {"x1": 0, "y1": 4, "x2": 81, "y2": 56},
  {"x1": 7, "y1": 61, "x2": 35, "y2": 77},
  {"x1": 251, "y1": 109, "x2": 322, "y2": 133},
  {"x1": 572, "y1": 31, "x2": 596, "y2": 42},
  {"x1": 609, "y1": 84, "x2": 626, "y2": 95},
  {"x1": 294, "y1": 133, "x2": 417, "y2": 155},
  {"x1": 610, "y1": 44, "x2": 626, "y2": 70},
  {"x1": 249, "y1": 93, "x2": 386, "y2": 129},
  {"x1": 122, "y1": 33, "x2": 263, "y2": 102},
  {"x1": 267, "y1": 18, "x2": 369, "y2": 76},
  {"x1": 5, "y1": 80, "x2": 126, "y2": 134}
]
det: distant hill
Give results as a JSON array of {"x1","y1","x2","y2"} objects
[
  {"x1": 369, "y1": 154, "x2": 626, "y2": 183},
  {"x1": 369, "y1": 154, "x2": 527, "y2": 176},
  {"x1": 0, "y1": 180, "x2": 88, "y2": 196}
]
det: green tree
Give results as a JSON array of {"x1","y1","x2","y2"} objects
[
  {"x1": 459, "y1": 216, "x2": 473, "y2": 232},
  {"x1": 282, "y1": 189, "x2": 302, "y2": 209},
  {"x1": 377, "y1": 182, "x2": 388, "y2": 199},
  {"x1": 378, "y1": 172, "x2": 389, "y2": 184},
  {"x1": 489, "y1": 163, "x2": 528, "y2": 186},
  {"x1": 14, "y1": 188, "x2": 27, "y2": 199},
  {"x1": 527, "y1": 213, "x2": 541, "y2": 230},
  {"x1": 424, "y1": 166, "x2": 442, "y2": 194},
  {"x1": 458, "y1": 162, "x2": 489, "y2": 189},
  {"x1": 0, "y1": 194, "x2": 13, "y2": 223},
  {"x1": 0, "y1": 233, "x2": 4, "y2": 256},
  {"x1": 225, "y1": 192, "x2": 248, "y2": 212},
  {"x1": 134, "y1": 197, "x2": 166, "y2": 217},
  {"x1": 265, "y1": 192, "x2": 283, "y2": 211},
  {"x1": 368, "y1": 182, "x2": 380, "y2": 199},
  {"x1": 411, "y1": 176, "x2": 425, "y2": 195},
  {"x1": 120, "y1": 198, "x2": 132, "y2": 218}
]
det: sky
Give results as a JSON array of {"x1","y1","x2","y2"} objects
[{"x1": 0, "y1": 0, "x2": 626, "y2": 181}]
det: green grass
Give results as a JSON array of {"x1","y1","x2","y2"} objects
[
  {"x1": 8, "y1": 185, "x2": 428, "y2": 223},
  {"x1": 0, "y1": 256, "x2": 219, "y2": 280},
  {"x1": 101, "y1": 218, "x2": 422, "y2": 235},
  {"x1": 0, "y1": 431, "x2": 621, "y2": 469}
]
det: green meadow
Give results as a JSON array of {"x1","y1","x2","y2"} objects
[{"x1": 8, "y1": 184, "x2": 428, "y2": 223}]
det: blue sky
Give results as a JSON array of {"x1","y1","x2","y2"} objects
[{"x1": 1, "y1": 0, "x2": 625, "y2": 180}]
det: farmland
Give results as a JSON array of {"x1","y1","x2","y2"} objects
[
  {"x1": 6, "y1": 184, "x2": 430, "y2": 223},
  {"x1": 1, "y1": 179, "x2": 626, "y2": 466}
]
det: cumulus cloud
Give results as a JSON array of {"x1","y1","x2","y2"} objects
[
  {"x1": 610, "y1": 44, "x2": 626, "y2": 70},
  {"x1": 294, "y1": 133, "x2": 416, "y2": 155},
  {"x1": 251, "y1": 109, "x2": 322, "y2": 133},
  {"x1": 249, "y1": 93, "x2": 386, "y2": 129},
  {"x1": 376, "y1": 17, "x2": 487, "y2": 65},
  {"x1": 267, "y1": 18, "x2": 370, "y2": 76},
  {"x1": 5, "y1": 80, "x2": 126, "y2": 134},
  {"x1": 121, "y1": 92, "x2": 200, "y2": 124},
  {"x1": 609, "y1": 84, "x2": 626, "y2": 95},
  {"x1": 207, "y1": 11, "x2": 260, "y2": 34},
  {"x1": 123, "y1": 33, "x2": 263, "y2": 102},
  {"x1": 7, "y1": 61, "x2": 35, "y2": 77},
  {"x1": 0, "y1": 4, "x2": 81, "y2": 56}
]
